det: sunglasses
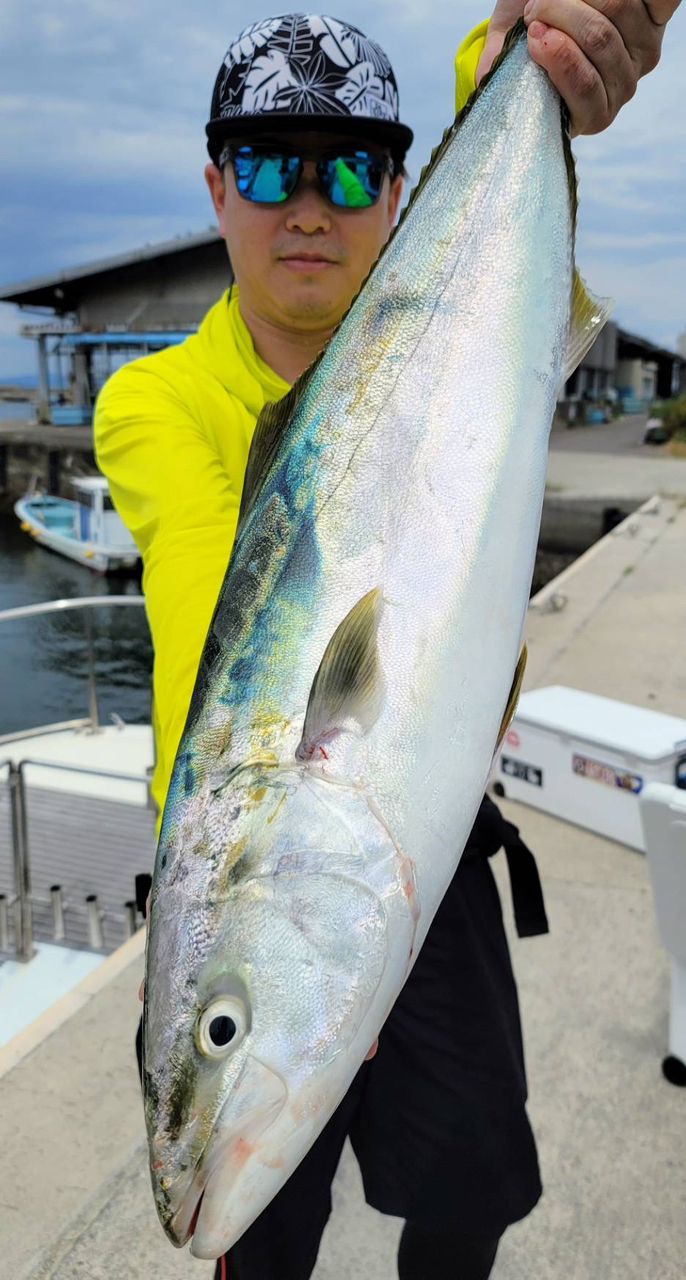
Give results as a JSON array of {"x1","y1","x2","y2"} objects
[{"x1": 218, "y1": 143, "x2": 391, "y2": 209}]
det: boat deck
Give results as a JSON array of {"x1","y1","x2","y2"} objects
[
  {"x1": 0, "y1": 781, "x2": 156, "y2": 952},
  {"x1": 0, "y1": 723, "x2": 156, "y2": 953}
]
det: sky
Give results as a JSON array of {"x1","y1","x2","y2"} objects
[{"x1": 1, "y1": 0, "x2": 685, "y2": 377}]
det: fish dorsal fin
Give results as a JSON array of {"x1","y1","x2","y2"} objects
[
  {"x1": 238, "y1": 365, "x2": 320, "y2": 529},
  {"x1": 296, "y1": 588, "x2": 385, "y2": 761},
  {"x1": 564, "y1": 270, "x2": 613, "y2": 381},
  {"x1": 496, "y1": 645, "x2": 528, "y2": 751}
]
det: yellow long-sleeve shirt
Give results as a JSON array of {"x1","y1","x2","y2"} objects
[{"x1": 94, "y1": 21, "x2": 489, "y2": 820}]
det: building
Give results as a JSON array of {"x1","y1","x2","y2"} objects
[
  {"x1": 561, "y1": 323, "x2": 683, "y2": 421},
  {"x1": 562, "y1": 320, "x2": 618, "y2": 423},
  {"x1": 615, "y1": 329, "x2": 683, "y2": 406},
  {"x1": 0, "y1": 231, "x2": 232, "y2": 424},
  {"x1": 1, "y1": 231, "x2": 684, "y2": 426}
]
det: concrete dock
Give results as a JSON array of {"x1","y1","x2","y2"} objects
[
  {"x1": 0, "y1": 421, "x2": 92, "y2": 449},
  {"x1": 0, "y1": 419, "x2": 95, "y2": 514},
  {"x1": 1, "y1": 435, "x2": 685, "y2": 1280}
]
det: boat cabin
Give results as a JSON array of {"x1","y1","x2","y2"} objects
[{"x1": 71, "y1": 476, "x2": 128, "y2": 548}]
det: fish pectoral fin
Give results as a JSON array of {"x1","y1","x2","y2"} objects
[
  {"x1": 495, "y1": 645, "x2": 527, "y2": 751},
  {"x1": 296, "y1": 588, "x2": 385, "y2": 761},
  {"x1": 564, "y1": 270, "x2": 613, "y2": 381}
]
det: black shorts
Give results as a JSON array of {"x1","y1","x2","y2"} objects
[{"x1": 346, "y1": 836, "x2": 542, "y2": 1235}]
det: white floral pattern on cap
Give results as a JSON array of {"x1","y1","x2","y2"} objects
[{"x1": 212, "y1": 13, "x2": 401, "y2": 125}]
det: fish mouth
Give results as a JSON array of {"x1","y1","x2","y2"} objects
[{"x1": 165, "y1": 1054, "x2": 287, "y2": 1251}]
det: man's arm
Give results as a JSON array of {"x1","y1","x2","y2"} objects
[
  {"x1": 95, "y1": 364, "x2": 242, "y2": 821},
  {"x1": 457, "y1": 0, "x2": 681, "y2": 134}
]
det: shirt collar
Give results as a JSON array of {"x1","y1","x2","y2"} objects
[{"x1": 197, "y1": 288, "x2": 290, "y2": 412}]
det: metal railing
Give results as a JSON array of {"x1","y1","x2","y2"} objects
[
  {"x1": 0, "y1": 756, "x2": 150, "y2": 961},
  {"x1": 0, "y1": 596, "x2": 152, "y2": 961},
  {"x1": 0, "y1": 595, "x2": 147, "y2": 735},
  {"x1": 0, "y1": 758, "x2": 33, "y2": 961}
]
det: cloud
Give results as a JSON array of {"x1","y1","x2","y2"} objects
[
  {"x1": 0, "y1": 0, "x2": 685, "y2": 379},
  {"x1": 582, "y1": 231, "x2": 686, "y2": 253}
]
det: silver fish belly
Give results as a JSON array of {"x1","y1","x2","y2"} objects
[{"x1": 143, "y1": 26, "x2": 609, "y2": 1260}]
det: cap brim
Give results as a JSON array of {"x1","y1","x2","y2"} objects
[{"x1": 206, "y1": 114, "x2": 413, "y2": 163}]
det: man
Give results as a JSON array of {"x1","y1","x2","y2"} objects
[{"x1": 95, "y1": 6, "x2": 678, "y2": 1277}]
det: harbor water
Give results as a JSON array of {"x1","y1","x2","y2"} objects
[
  {"x1": 0, "y1": 512, "x2": 152, "y2": 736},
  {"x1": 0, "y1": 399, "x2": 31, "y2": 422},
  {"x1": 0, "y1": 502, "x2": 575, "y2": 740}
]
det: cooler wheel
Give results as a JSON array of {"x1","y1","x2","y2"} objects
[{"x1": 662, "y1": 1055, "x2": 686, "y2": 1087}]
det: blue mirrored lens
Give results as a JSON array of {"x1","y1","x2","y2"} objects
[
  {"x1": 233, "y1": 149, "x2": 301, "y2": 203},
  {"x1": 320, "y1": 153, "x2": 385, "y2": 208}
]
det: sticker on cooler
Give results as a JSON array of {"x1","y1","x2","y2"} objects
[
  {"x1": 501, "y1": 756, "x2": 543, "y2": 787},
  {"x1": 572, "y1": 753, "x2": 643, "y2": 795}
]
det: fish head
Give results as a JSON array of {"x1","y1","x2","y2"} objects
[{"x1": 144, "y1": 764, "x2": 412, "y2": 1258}]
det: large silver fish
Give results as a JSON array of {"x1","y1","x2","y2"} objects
[{"x1": 143, "y1": 23, "x2": 609, "y2": 1259}]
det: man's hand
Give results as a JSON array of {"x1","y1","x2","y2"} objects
[{"x1": 476, "y1": 0, "x2": 681, "y2": 135}]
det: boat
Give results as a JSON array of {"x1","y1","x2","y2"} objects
[{"x1": 14, "y1": 476, "x2": 140, "y2": 574}]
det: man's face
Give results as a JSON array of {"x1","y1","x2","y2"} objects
[{"x1": 205, "y1": 132, "x2": 404, "y2": 334}]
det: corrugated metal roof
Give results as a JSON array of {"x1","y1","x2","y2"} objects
[{"x1": 0, "y1": 229, "x2": 224, "y2": 306}]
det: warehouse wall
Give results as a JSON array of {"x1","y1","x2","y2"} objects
[{"x1": 77, "y1": 241, "x2": 232, "y2": 330}]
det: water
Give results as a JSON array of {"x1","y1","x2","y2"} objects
[
  {"x1": 0, "y1": 495, "x2": 579, "y2": 739},
  {"x1": 0, "y1": 399, "x2": 32, "y2": 422},
  {"x1": 0, "y1": 375, "x2": 38, "y2": 389},
  {"x1": 0, "y1": 513, "x2": 152, "y2": 736}
]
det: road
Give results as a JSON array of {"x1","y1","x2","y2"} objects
[
  {"x1": 551, "y1": 412, "x2": 656, "y2": 456},
  {"x1": 546, "y1": 413, "x2": 686, "y2": 501}
]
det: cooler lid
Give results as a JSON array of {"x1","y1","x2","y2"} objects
[{"x1": 515, "y1": 687, "x2": 686, "y2": 762}]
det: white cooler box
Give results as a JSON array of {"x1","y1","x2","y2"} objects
[
  {"x1": 493, "y1": 686, "x2": 686, "y2": 851},
  {"x1": 639, "y1": 783, "x2": 686, "y2": 1083}
]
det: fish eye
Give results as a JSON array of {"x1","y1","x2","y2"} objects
[{"x1": 196, "y1": 996, "x2": 249, "y2": 1060}]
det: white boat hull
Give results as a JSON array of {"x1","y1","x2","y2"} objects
[{"x1": 14, "y1": 496, "x2": 140, "y2": 574}]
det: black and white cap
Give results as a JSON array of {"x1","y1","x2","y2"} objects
[{"x1": 206, "y1": 13, "x2": 414, "y2": 163}]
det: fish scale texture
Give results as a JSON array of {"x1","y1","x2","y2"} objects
[{"x1": 144, "y1": 32, "x2": 582, "y2": 1260}]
